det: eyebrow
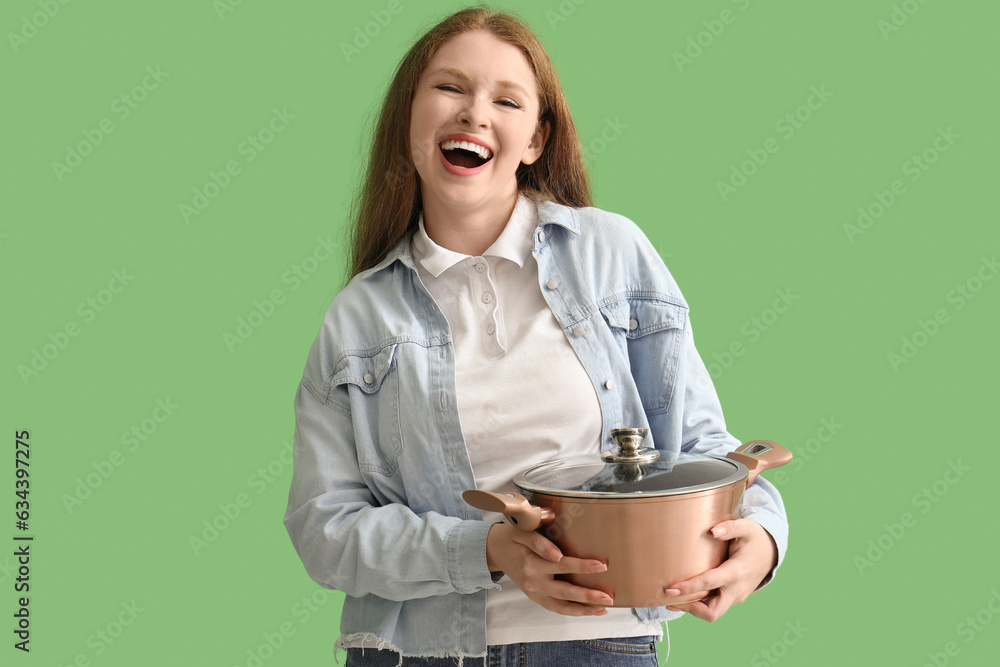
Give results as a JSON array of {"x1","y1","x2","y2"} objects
[{"x1": 425, "y1": 67, "x2": 531, "y2": 98}]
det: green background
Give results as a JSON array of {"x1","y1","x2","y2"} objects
[{"x1": 4, "y1": 0, "x2": 998, "y2": 664}]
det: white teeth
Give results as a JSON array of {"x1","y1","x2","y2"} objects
[{"x1": 440, "y1": 139, "x2": 493, "y2": 160}]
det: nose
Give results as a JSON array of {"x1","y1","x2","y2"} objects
[{"x1": 457, "y1": 93, "x2": 490, "y2": 129}]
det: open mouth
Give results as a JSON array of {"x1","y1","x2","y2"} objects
[{"x1": 440, "y1": 139, "x2": 493, "y2": 169}]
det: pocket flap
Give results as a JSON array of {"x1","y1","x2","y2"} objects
[
  {"x1": 600, "y1": 299, "x2": 686, "y2": 338},
  {"x1": 331, "y1": 344, "x2": 397, "y2": 394}
]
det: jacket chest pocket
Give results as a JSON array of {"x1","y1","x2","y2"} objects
[
  {"x1": 331, "y1": 344, "x2": 403, "y2": 476},
  {"x1": 600, "y1": 298, "x2": 688, "y2": 415}
]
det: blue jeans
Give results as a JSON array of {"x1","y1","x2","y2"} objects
[{"x1": 345, "y1": 635, "x2": 660, "y2": 666}]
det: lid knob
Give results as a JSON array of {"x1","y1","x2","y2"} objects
[{"x1": 603, "y1": 428, "x2": 660, "y2": 463}]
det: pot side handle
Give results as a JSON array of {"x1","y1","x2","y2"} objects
[
  {"x1": 727, "y1": 440, "x2": 793, "y2": 486},
  {"x1": 462, "y1": 490, "x2": 555, "y2": 532}
]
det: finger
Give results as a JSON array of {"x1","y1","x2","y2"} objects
[
  {"x1": 666, "y1": 600, "x2": 709, "y2": 621},
  {"x1": 512, "y1": 529, "x2": 563, "y2": 563},
  {"x1": 669, "y1": 558, "x2": 741, "y2": 596},
  {"x1": 541, "y1": 578, "x2": 615, "y2": 607},
  {"x1": 541, "y1": 598, "x2": 610, "y2": 616},
  {"x1": 550, "y1": 555, "x2": 608, "y2": 575},
  {"x1": 667, "y1": 592, "x2": 732, "y2": 623},
  {"x1": 711, "y1": 517, "x2": 766, "y2": 541},
  {"x1": 690, "y1": 589, "x2": 736, "y2": 622},
  {"x1": 662, "y1": 588, "x2": 710, "y2": 603}
]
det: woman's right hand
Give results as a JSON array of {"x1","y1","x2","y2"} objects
[{"x1": 485, "y1": 522, "x2": 614, "y2": 616}]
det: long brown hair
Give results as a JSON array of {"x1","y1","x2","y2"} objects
[{"x1": 346, "y1": 4, "x2": 592, "y2": 280}]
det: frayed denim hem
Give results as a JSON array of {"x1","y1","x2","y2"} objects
[{"x1": 334, "y1": 633, "x2": 487, "y2": 666}]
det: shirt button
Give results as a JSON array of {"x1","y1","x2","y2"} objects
[
  {"x1": 482, "y1": 292, "x2": 494, "y2": 304},
  {"x1": 487, "y1": 323, "x2": 496, "y2": 335},
  {"x1": 629, "y1": 318, "x2": 639, "y2": 331},
  {"x1": 604, "y1": 379, "x2": 615, "y2": 390},
  {"x1": 537, "y1": 230, "x2": 546, "y2": 243},
  {"x1": 475, "y1": 262, "x2": 486, "y2": 273},
  {"x1": 363, "y1": 373, "x2": 374, "y2": 385},
  {"x1": 573, "y1": 325, "x2": 585, "y2": 337},
  {"x1": 546, "y1": 278, "x2": 559, "y2": 290}
]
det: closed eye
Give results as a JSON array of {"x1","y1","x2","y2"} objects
[{"x1": 436, "y1": 85, "x2": 521, "y2": 110}]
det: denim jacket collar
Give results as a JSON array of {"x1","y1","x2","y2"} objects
[{"x1": 357, "y1": 195, "x2": 582, "y2": 282}]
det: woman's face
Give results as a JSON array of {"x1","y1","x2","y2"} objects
[{"x1": 408, "y1": 30, "x2": 549, "y2": 213}]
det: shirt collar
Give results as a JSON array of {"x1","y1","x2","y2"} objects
[
  {"x1": 358, "y1": 195, "x2": 580, "y2": 283},
  {"x1": 411, "y1": 193, "x2": 538, "y2": 277}
]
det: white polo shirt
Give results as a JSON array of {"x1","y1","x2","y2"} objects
[{"x1": 411, "y1": 193, "x2": 663, "y2": 645}]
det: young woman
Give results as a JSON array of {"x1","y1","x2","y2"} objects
[{"x1": 284, "y1": 6, "x2": 788, "y2": 665}]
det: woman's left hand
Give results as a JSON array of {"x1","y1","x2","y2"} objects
[{"x1": 663, "y1": 518, "x2": 777, "y2": 622}]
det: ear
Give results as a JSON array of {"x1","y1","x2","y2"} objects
[{"x1": 520, "y1": 118, "x2": 551, "y2": 166}]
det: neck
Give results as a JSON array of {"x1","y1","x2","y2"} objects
[{"x1": 421, "y1": 188, "x2": 520, "y2": 256}]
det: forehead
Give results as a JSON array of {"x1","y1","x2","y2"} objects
[{"x1": 422, "y1": 30, "x2": 538, "y2": 97}]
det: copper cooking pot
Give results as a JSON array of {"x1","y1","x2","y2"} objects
[{"x1": 463, "y1": 428, "x2": 792, "y2": 608}]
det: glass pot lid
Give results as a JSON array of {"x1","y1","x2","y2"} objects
[{"x1": 513, "y1": 428, "x2": 748, "y2": 499}]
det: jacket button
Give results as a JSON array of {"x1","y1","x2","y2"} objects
[
  {"x1": 546, "y1": 278, "x2": 558, "y2": 290},
  {"x1": 363, "y1": 373, "x2": 374, "y2": 385},
  {"x1": 482, "y1": 292, "x2": 494, "y2": 304},
  {"x1": 537, "y1": 230, "x2": 546, "y2": 243},
  {"x1": 604, "y1": 379, "x2": 615, "y2": 390},
  {"x1": 629, "y1": 318, "x2": 639, "y2": 331},
  {"x1": 573, "y1": 325, "x2": 584, "y2": 337}
]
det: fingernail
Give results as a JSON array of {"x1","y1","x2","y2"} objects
[
  {"x1": 601, "y1": 596, "x2": 614, "y2": 606},
  {"x1": 711, "y1": 526, "x2": 726, "y2": 538},
  {"x1": 664, "y1": 588, "x2": 681, "y2": 596},
  {"x1": 591, "y1": 562, "x2": 608, "y2": 573},
  {"x1": 548, "y1": 550, "x2": 562, "y2": 562}
]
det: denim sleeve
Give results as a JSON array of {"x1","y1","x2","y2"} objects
[
  {"x1": 283, "y1": 377, "x2": 499, "y2": 601},
  {"x1": 669, "y1": 319, "x2": 789, "y2": 584},
  {"x1": 620, "y1": 217, "x2": 788, "y2": 582}
]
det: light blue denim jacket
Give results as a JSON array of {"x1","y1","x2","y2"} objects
[{"x1": 283, "y1": 197, "x2": 788, "y2": 659}]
